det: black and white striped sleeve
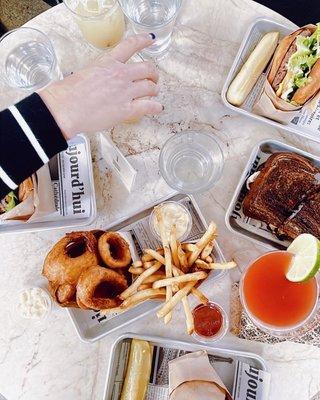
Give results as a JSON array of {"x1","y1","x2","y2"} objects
[{"x1": 0, "y1": 93, "x2": 68, "y2": 198}]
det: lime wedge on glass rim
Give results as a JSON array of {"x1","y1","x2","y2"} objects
[{"x1": 286, "y1": 233, "x2": 320, "y2": 282}]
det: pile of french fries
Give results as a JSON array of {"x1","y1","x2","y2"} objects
[{"x1": 102, "y1": 214, "x2": 236, "y2": 335}]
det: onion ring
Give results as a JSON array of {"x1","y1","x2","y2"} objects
[
  {"x1": 98, "y1": 232, "x2": 131, "y2": 268},
  {"x1": 42, "y1": 231, "x2": 99, "y2": 306},
  {"x1": 76, "y1": 266, "x2": 128, "y2": 310}
]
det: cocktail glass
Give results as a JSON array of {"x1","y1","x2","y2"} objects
[
  {"x1": 240, "y1": 251, "x2": 319, "y2": 337},
  {"x1": 64, "y1": 0, "x2": 125, "y2": 49}
]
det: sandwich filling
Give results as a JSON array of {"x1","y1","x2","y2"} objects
[
  {"x1": 278, "y1": 24, "x2": 320, "y2": 102},
  {"x1": 0, "y1": 191, "x2": 17, "y2": 214}
]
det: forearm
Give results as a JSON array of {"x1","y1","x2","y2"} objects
[{"x1": 0, "y1": 93, "x2": 68, "y2": 199}]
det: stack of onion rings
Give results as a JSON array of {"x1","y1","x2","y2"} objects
[{"x1": 42, "y1": 230, "x2": 132, "y2": 310}]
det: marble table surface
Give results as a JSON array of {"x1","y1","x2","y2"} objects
[{"x1": 0, "y1": 1, "x2": 320, "y2": 399}]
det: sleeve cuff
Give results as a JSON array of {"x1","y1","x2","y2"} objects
[{"x1": 15, "y1": 93, "x2": 68, "y2": 159}]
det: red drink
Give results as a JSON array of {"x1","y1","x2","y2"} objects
[{"x1": 242, "y1": 251, "x2": 318, "y2": 328}]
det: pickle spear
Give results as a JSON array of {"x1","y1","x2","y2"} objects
[
  {"x1": 227, "y1": 31, "x2": 279, "y2": 106},
  {"x1": 120, "y1": 339, "x2": 153, "y2": 400}
]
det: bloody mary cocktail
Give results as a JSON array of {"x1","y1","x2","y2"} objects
[{"x1": 241, "y1": 251, "x2": 318, "y2": 332}]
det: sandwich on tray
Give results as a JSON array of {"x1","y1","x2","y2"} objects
[
  {"x1": 268, "y1": 23, "x2": 320, "y2": 105},
  {"x1": 0, "y1": 177, "x2": 34, "y2": 220},
  {"x1": 242, "y1": 152, "x2": 320, "y2": 240}
]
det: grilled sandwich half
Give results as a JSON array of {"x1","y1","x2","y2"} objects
[{"x1": 243, "y1": 152, "x2": 320, "y2": 239}]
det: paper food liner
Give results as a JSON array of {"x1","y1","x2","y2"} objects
[
  {"x1": 28, "y1": 164, "x2": 55, "y2": 221},
  {"x1": 0, "y1": 164, "x2": 55, "y2": 222},
  {"x1": 169, "y1": 351, "x2": 233, "y2": 400},
  {"x1": 252, "y1": 79, "x2": 302, "y2": 124},
  {"x1": 230, "y1": 282, "x2": 320, "y2": 347}
]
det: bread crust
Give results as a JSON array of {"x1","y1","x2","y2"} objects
[{"x1": 292, "y1": 58, "x2": 320, "y2": 105}]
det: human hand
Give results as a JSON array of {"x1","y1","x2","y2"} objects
[{"x1": 39, "y1": 34, "x2": 162, "y2": 139}]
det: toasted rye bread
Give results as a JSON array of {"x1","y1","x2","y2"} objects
[
  {"x1": 292, "y1": 58, "x2": 320, "y2": 105},
  {"x1": 242, "y1": 152, "x2": 320, "y2": 229},
  {"x1": 279, "y1": 191, "x2": 320, "y2": 239},
  {"x1": 268, "y1": 24, "x2": 316, "y2": 90}
]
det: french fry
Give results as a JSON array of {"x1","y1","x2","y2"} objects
[
  {"x1": 157, "y1": 281, "x2": 197, "y2": 319},
  {"x1": 181, "y1": 243, "x2": 197, "y2": 252},
  {"x1": 152, "y1": 271, "x2": 207, "y2": 289},
  {"x1": 205, "y1": 256, "x2": 213, "y2": 263},
  {"x1": 188, "y1": 222, "x2": 217, "y2": 267},
  {"x1": 142, "y1": 253, "x2": 154, "y2": 262},
  {"x1": 171, "y1": 267, "x2": 195, "y2": 334},
  {"x1": 201, "y1": 239, "x2": 214, "y2": 260},
  {"x1": 143, "y1": 261, "x2": 155, "y2": 269},
  {"x1": 143, "y1": 273, "x2": 166, "y2": 283},
  {"x1": 173, "y1": 266, "x2": 208, "y2": 305},
  {"x1": 182, "y1": 296, "x2": 194, "y2": 335},
  {"x1": 195, "y1": 259, "x2": 210, "y2": 269},
  {"x1": 169, "y1": 226, "x2": 180, "y2": 292},
  {"x1": 120, "y1": 263, "x2": 162, "y2": 300},
  {"x1": 144, "y1": 249, "x2": 165, "y2": 263},
  {"x1": 206, "y1": 261, "x2": 237, "y2": 270},
  {"x1": 121, "y1": 288, "x2": 166, "y2": 309},
  {"x1": 129, "y1": 267, "x2": 145, "y2": 275},
  {"x1": 132, "y1": 260, "x2": 143, "y2": 268},
  {"x1": 170, "y1": 225, "x2": 180, "y2": 269},
  {"x1": 190, "y1": 287, "x2": 208, "y2": 304},
  {"x1": 155, "y1": 207, "x2": 173, "y2": 324},
  {"x1": 144, "y1": 249, "x2": 208, "y2": 304},
  {"x1": 177, "y1": 244, "x2": 189, "y2": 273},
  {"x1": 142, "y1": 248, "x2": 164, "y2": 262},
  {"x1": 137, "y1": 284, "x2": 152, "y2": 291}
]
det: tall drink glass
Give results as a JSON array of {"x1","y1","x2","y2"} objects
[
  {"x1": 64, "y1": 0, "x2": 125, "y2": 49},
  {"x1": 240, "y1": 251, "x2": 319, "y2": 337},
  {"x1": 0, "y1": 27, "x2": 62, "y2": 92},
  {"x1": 119, "y1": 0, "x2": 182, "y2": 57}
]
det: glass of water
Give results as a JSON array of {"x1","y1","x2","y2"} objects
[
  {"x1": 119, "y1": 0, "x2": 182, "y2": 57},
  {"x1": 0, "y1": 27, "x2": 61, "y2": 92},
  {"x1": 159, "y1": 131, "x2": 224, "y2": 194}
]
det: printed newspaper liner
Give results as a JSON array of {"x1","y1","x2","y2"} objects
[
  {"x1": 0, "y1": 164, "x2": 55, "y2": 222},
  {"x1": 169, "y1": 350, "x2": 233, "y2": 400}
]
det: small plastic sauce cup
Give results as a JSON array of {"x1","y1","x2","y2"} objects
[{"x1": 192, "y1": 301, "x2": 229, "y2": 343}]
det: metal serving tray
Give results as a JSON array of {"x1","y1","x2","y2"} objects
[
  {"x1": 0, "y1": 134, "x2": 96, "y2": 234},
  {"x1": 68, "y1": 193, "x2": 227, "y2": 343},
  {"x1": 221, "y1": 18, "x2": 320, "y2": 144},
  {"x1": 103, "y1": 333, "x2": 269, "y2": 400},
  {"x1": 225, "y1": 139, "x2": 320, "y2": 249}
]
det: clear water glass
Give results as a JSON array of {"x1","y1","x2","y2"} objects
[
  {"x1": 159, "y1": 131, "x2": 224, "y2": 194},
  {"x1": 64, "y1": 0, "x2": 125, "y2": 49},
  {"x1": 0, "y1": 27, "x2": 62, "y2": 92},
  {"x1": 119, "y1": 0, "x2": 182, "y2": 57}
]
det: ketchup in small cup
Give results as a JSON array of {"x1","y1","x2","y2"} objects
[{"x1": 192, "y1": 302, "x2": 228, "y2": 343}]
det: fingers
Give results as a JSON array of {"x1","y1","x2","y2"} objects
[
  {"x1": 110, "y1": 34, "x2": 155, "y2": 63},
  {"x1": 130, "y1": 99, "x2": 163, "y2": 119},
  {"x1": 132, "y1": 80, "x2": 159, "y2": 99},
  {"x1": 129, "y1": 61, "x2": 159, "y2": 84}
]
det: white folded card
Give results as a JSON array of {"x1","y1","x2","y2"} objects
[{"x1": 100, "y1": 133, "x2": 137, "y2": 192}]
